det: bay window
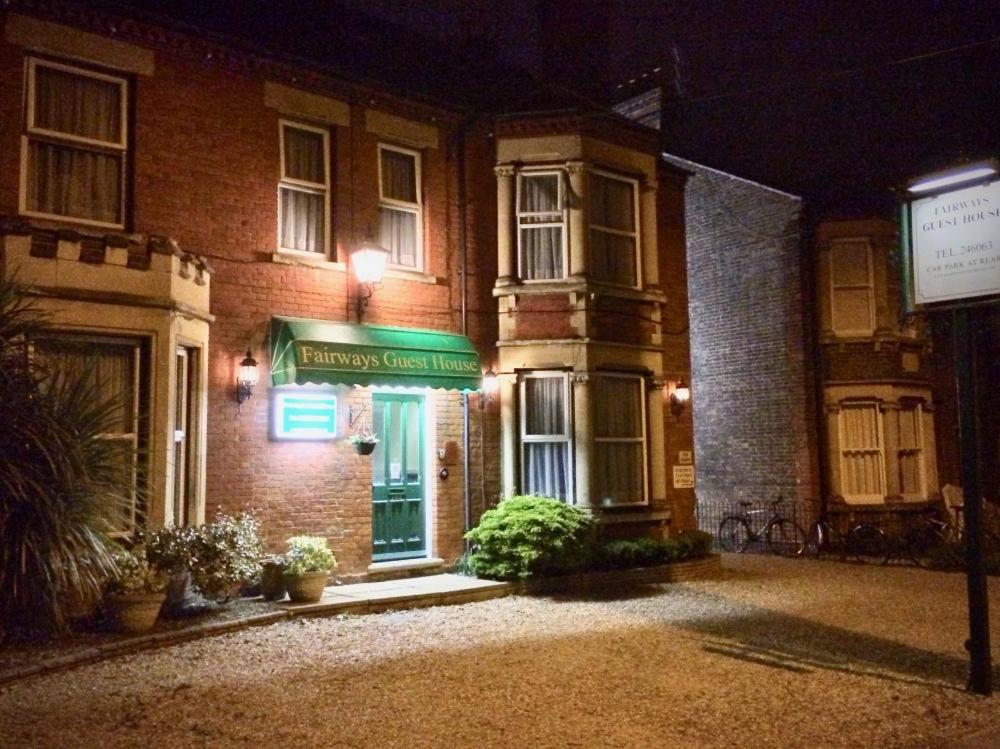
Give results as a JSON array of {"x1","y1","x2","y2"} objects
[
  {"x1": 838, "y1": 402, "x2": 886, "y2": 503},
  {"x1": 22, "y1": 57, "x2": 127, "y2": 228},
  {"x1": 517, "y1": 171, "x2": 565, "y2": 280},
  {"x1": 895, "y1": 402, "x2": 925, "y2": 499},
  {"x1": 378, "y1": 144, "x2": 422, "y2": 269},
  {"x1": 519, "y1": 371, "x2": 572, "y2": 501},
  {"x1": 593, "y1": 374, "x2": 647, "y2": 505},
  {"x1": 279, "y1": 121, "x2": 329, "y2": 254},
  {"x1": 589, "y1": 171, "x2": 639, "y2": 287}
]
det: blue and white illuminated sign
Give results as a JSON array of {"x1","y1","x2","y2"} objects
[{"x1": 273, "y1": 391, "x2": 337, "y2": 440}]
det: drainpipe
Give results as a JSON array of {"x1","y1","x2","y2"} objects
[{"x1": 453, "y1": 115, "x2": 473, "y2": 545}]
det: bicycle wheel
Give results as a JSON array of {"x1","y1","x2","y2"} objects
[
  {"x1": 847, "y1": 524, "x2": 890, "y2": 565},
  {"x1": 766, "y1": 519, "x2": 806, "y2": 557},
  {"x1": 907, "y1": 524, "x2": 954, "y2": 570},
  {"x1": 718, "y1": 517, "x2": 751, "y2": 553}
]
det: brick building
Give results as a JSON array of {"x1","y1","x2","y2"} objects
[{"x1": 0, "y1": 2, "x2": 695, "y2": 577}]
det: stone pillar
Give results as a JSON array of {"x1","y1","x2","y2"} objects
[
  {"x1": 566, "y1": 161, "x2": 588, "y2": 280},
  {"x1": 825, "y1": 404, "x2": 844, "y2": 501},
  {"x1": 640, "y1": 179, "x2": 659, "y2": 289},
  {"x1": 572, "y1": 372, "x2": 593, "y2": 506},
  {"x1": 881, "y1": 401, "x2": 900, "y2": 501},
  {"x1": 647, "y1": 378, "x2": 667, "y2": 505},
  {"x1": 499, "y1": 372, "x2": 517, "y2": 499},
  {"x1": 495, "y1": 165, "x2": 516, "y2": 285}
]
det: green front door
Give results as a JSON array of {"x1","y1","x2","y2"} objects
[{"x1": 371, "y1": 393, "x2": 425, "y2": 561}]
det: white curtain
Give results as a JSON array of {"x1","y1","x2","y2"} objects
[
  {"x1": 379, "y1": 206, "x2": 418, "y2": 266},
  {"x1": 280, "y1": 126, "x2": 326, "y2": 253},
  {"x1": 594, "y1": 377, "x2": 643, "y2": 504},
  {"x1": 28, "y1": 66, "x2": 123, "y2": 223},
  {"x1": 589, "y1": 174, "x2": 636, "y2": 286},
  {"x1": 522, "y1": 377, "x2": 569, "y2": 501},
  {"x1": 519, "y1": 174, "x2": 562, "y2": 279}
]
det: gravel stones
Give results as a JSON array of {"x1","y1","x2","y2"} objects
[{"x1": 1, "y1": 555, "x2": 997, "y2": 748}]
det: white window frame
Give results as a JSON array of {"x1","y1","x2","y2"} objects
[
  {"x1": 277, "y1": 119, "x2": 331, "y2": 257},
  {"x1": 896, "y1": 401, "x2": 926, "y2": 500},
  {"x1": 519, "y1": 370, "x2": 574, "y2": 503},
  {"x1": 592, "y1": 372, "x2": 648, "y2": 506},
  {"x1": 20, "y1": 56, "x2": 128, "y2": 229},
  {"x1": 588, "y1": 169, "x2": 642, "y2": 290},
  {"x1": 515, "y1": 169, "x2": 568, "y2": 281},
  {"x1": 837, "y1": 401, "x2": 887, "y2": 503},
  {"x1": 377, "y1": 143, "x2": 423, "y2": 271},
  {"x1": 829, "y1": 237, "x2": 876, "y2": 337}
]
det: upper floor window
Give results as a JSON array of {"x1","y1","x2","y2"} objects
[
  {"x1": 830, "y1": 238, "x2": 875, "y2": 336},
  {"x1": 378, "y1": 144, "x2": 422, "y2": 269},
  {"x1": 519, "y1": 371, "x2": 572, "y2": 502},
  {"x1": 21, "y1": 57, "x2": 127, "y2": 228},
  {"x1": 517, "y1": 171, "x2": 565, "y2": 280},
  {"x1": 592, "y1": 373, "x2": 647, "y2": 505},
  {"x1": 278, "y1": 120, "x2": 329, "y2": 255},
  {"x1": 589, "y1": 171, "x2": 639, "y2": 288}
]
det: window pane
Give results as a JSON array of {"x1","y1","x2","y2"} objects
[
  {"x1": 381, "y1": 149, "x2": 417, "y2": 203},
  {"x1": 899, "y1": 452, "x2": 921, "y2": 495},
  {"x1": 524, "y1": 377, "x2": 565, "y2": 435},
  {"x1": 104, "y1": 439, "x2": 137, "y2": 532},
  {"x1": 842, "y1": 405, "x2": 880, "y2": 450},
  {"x1": 520, "y1": 226, "x2": 562, "y2": 279},
  {"x1": 594, "y1": 443, "x2": 643, "y2": 505},
  {"x1": 524, "y1": 442, "x2": 569, "y2": 500},
  {"x1": 283, "y1": 126, "x2": 325, "y2": 184},
  {"x1": 589, "y1": 174, "x2": 635, "y2": 231},
  {"x1": 388, "y1": 401, "x2": 403, "y2": 485},
  {"x1": 372, "y1": 400, "x2": 386, "y2": 486},
  {"x1": 34, "y1": 65, "x2": 121, "y2": 143},
  {"x1": 520, "y1": 174, "x2": 560, "y2": 214},
  {"x1": 379, "y1": 206, "x2": 417, "y2": 266},
  {"x1": 27, "y1": 141, "x2": 121, "y2": 223},
  {"x1": 595, "y1": 377, "x2": 642, "y2": 438},
  {"x1": 280, "y1": 187, "x2": 324, "y2": 252},
  {"x1": 405, "y1": 401, "x2": 420, "y2": 483},
  {"x1": 590, "y1": 230, "x2": 637, "y2": 286},
  {"x1": 832, "y1": 288, "x2": 873, "y2": 332},
  {"x1": 831, "y1": 241, "x2": 870, "y2": 286}
]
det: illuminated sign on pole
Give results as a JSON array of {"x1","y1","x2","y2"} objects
[{"x1": 273, "y1": 391, "x2": 337, "y2": 440}]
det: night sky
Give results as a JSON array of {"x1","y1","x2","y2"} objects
[{"x1": 105, "y1": 0, "x2": 1000, "y2": 217}]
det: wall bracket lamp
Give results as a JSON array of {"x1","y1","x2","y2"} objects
[
  {"x1": 351, "y1": 239, "x2": 390, "y2": 322},
  {"x1": 669, "y1": 379, "x2": 690, "y2": 421},
  {"x1": 236, "y1": 349, "x2": 259, "y2": 404},
  {"x1": 479, "y1": 368, "x2": 499, "y2": 410}
]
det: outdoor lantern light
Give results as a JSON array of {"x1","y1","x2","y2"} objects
[
  {"x1": 236, "y1": 349, "x2": 259, "y2": 404},
  {"x1": 351, "y1": 238, "x2": 390, "y2": 321},
  {"x1": 669, "y1": 379, "x2": 690, "y2": 420},
  {"x1": 480, "y1": 367, "x2": 499, "y2": 409},
  {"x1": 906, "y1": 161, "x2": 998, "y2": 194}
]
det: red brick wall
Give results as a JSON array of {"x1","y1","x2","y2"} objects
[{"x1": 0, "y1": 20, "x2": 23, "y2": 218}]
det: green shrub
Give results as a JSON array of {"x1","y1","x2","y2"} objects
[
  {"x1": 106, "y1": 545, "x2": 166, "y2": 595},
  {"x1": 593, "y1": 530, "x2": 714, "y2": 571},
  {"x1": 464, "y1": 496, "x2": 593, "y2": 580},
  {"x1": 284, "y1": 536, "x2": 337, "y2": 576}
]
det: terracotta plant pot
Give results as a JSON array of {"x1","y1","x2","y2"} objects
[
  {"x1": 283, "y1": 571, "x2": 329, "y2": 603},
  {"x1": 107, "y1": 591, "x2": 167, "y2": 633},
  {"x1": 260, "y1": 561, "x2": 288, "y2": 601},
  {"x1": 354, "y1": 441, "x2": 377, "y2": 456}
]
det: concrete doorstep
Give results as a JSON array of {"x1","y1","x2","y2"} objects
[{"x1": 0, "y1": 574, "x2": 511, "y2": 688}]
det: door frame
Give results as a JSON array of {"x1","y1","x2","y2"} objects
[{"x1": 370, "y1": 387, "x2": 434, "y2": 561}]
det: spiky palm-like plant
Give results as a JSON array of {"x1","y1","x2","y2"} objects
[{"x1": 0, "y1": 278, "x2": 133, "y2": 634}]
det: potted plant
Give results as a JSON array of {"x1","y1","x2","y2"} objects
[
  {"x1": 105, "y1": 545, "x2": 167, "y2": 633},
  {"x1": 188, "y1": 513, "x2": 263, "y2": 603},
  {"x1": 283, "y1": 536, "x2": 336, "y2": 603},
  {"x1": 349, "y1": 430, "x2": 380, "y2": 456},
  {"x1": 259, "y1": 554, "x2": 288, "y2": 601},
  {"x1": 143, "y1": 525, "x2": 197, "y2": 616}
]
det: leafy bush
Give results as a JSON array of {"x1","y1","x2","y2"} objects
[
  {"x1": 284, "y1": 536, "x2": 337, "y2": 575},
  {"x1": 0, "y1": 278, "x2": 136, "y2": 633},
  {"x1": 574, "y1": 530, "x2": 716, "y2": 572},
  {"x1": 464, "y1": 496, "x2": 594, "y2": 580},
  {"x1": 144, "y1": 525, "x2": 197, "y2": 575},
  {"x1": 106, "y1": 545, "x2": 166, "y2": 595}
]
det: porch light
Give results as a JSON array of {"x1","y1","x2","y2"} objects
[
  {"x1": 669, "y1": 379, "x2": 690, "y2": 420},
  {"x1": 479, "y1": 368, "x2": 499, "y2": 409},
  {"x1": 351, "y1": 239, "x2": 390, "y2": 321},
  {"x1": 236, "y1": 349, "x2": 259, "y2": 404},
  {"x1": 906, "y1": 162, "x2": 997, "y2": 194}
]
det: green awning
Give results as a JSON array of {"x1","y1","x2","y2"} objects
[{"x1": 270, "y1": 316, "x2": 482, "y2": 391}]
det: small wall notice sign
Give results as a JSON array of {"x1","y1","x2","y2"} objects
[
  {"x1": 673, "y1": 465, "x2": 695, "y2": 489},
  {"x1": 678, "y1": 450, "x2": 693, "y2": 465}
]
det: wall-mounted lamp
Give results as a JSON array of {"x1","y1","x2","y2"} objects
[
  {"x1": 479, "y1": 368, "x2": 499, "y2": 410},
  {"x1": 236, "y1": 349, "x2": 259, "y2": 404},
  {"x1": 669, "y1": 378, "x2": 690, "y2": 421},
  {"x1": 351, "y1": 238, "x2": 390, "y2": 322}
]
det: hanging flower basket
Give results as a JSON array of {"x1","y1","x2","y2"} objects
[{"x1": 349, "y1": 432, "x2": 379, "y2": 455}]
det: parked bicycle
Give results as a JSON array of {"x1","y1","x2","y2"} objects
[
  {"x1": 805, "y1": 515, "x2": 890, "y2": 564},
  {"x1": 905, "y1": 506, "x2": 1000, "y2": 570},
  {"x1": 717, "y1": 496, "x2": 806, "y2": 557}
]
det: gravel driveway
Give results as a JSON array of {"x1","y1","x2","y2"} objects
[{"x1": 1, "y1": 555, "x2": 998, "y2": 748}]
